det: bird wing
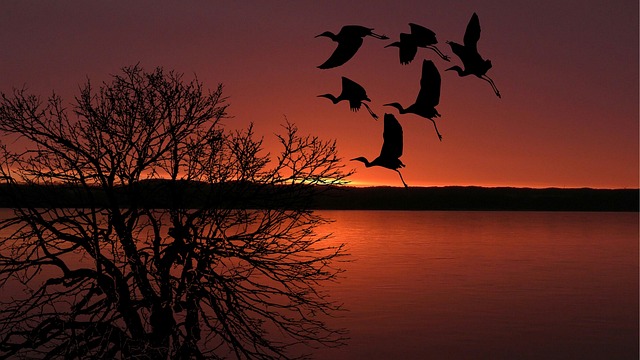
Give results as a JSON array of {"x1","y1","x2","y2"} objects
[
  {"x1": 409, "y1": 23, "x2": 437, "y2": 46},
  {"x1": 342, "y1": 77, "x2": 367, "y2": 98},
  {"x1": 415, "y1": 60, "x2": 441, "y2": 107},
  {"x1": 318, "y1": 36, "x2": 363, "y2": 69},
  {"x1": 380, "y1": 113, "x2": 403, "y2": 159},
  {"x1": 399, "y1": 33, "x2": 418, "y2": 64},
  {"x1": 341, "y1": 25, "x2": 373, "y2": 37},
  {"x1": 341, "y1": 77, "x2": 367, "y2": 110},
  {"x1": 463, "y1": 13, "x2": 481, "y2": 50},
  {"x1": 447, "y1": 41, "x2": 466, "y2": 59}
]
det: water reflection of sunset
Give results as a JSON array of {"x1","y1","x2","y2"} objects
[
  {"x1": 0, "y1": 1, "x2": 637, "y2": 358},
  {"x1": 315, "y1": 211, "x2": 638, "y2": 359}
]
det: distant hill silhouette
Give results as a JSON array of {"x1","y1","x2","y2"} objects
[
  {"x1": 313, "y1": 186, "x2": 638, "y2": 211},
  {"x1": 0, "y1": 182, "x2": 637, "y2": 212}
]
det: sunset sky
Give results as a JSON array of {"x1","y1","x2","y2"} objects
[{"x1": 1, "y1": 1, "x2": 637, "y2": 188}]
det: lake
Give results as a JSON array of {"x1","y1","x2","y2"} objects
[
  {"x1": 313, "y1": 211, "x2": 639, "y2": 360},
  {"x1": 0, "y1": 210, "x2": 637, "y2": 359}
]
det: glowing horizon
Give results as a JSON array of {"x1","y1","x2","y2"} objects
[{"x1": 0, "y1": 1, "x2": 637, "y2": 189}]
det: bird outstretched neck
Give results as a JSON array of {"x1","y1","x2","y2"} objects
[
  {"x1": 351, "y1": 157, "x2": 408, "y2": 187},
  {"x1": 383, "y1": 103, "x2": 408, "y2": 114},
  {"x1": 350, "y1": 157, "x2": 372, "y2": 167},
  {"x1": 445, "y1": 66, "x2": 501, "y2": 98},
  {"x1": 317, "y1": 94, "x2": 339, "y2": 104},
  {"x1": 445, "y1": 65, "x2": 467, "y2": 76},
  {"x1": 315, "y1": 31, "x2": 338, "y2": 40}
]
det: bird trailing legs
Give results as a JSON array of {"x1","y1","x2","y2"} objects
[
  {"x1": 395, "y1": 169, "x2": 408, "y2": 188},
  {"x1": 429, "y1": 118, "x2": 443, "y2": 141},
  {"x1": 481, "y1": 75, "x2": 501, "y2": 98},
  {"x1": 369, "y1": 31, "x2": 389, "y2": 40},
  {"x1": 362, "y1": 103, "x2": 379, "y2": 120},
  {"x1": 426, "y1": 45, "x2": 450, "y2": 62}
]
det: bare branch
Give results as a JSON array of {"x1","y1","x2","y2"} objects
[{"x1": 0, "y1": 65, "x2": 349, "y2": 359}]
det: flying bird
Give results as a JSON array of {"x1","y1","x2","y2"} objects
[
  {"x1": 385, "y1": 33, "x2": 419, "y2": 65},
  {"x1": 351, "y1": 113, "x2": 408, "y2": 188},
  {"x1": 446, "y1": 13, "x2": 501, "y2": 98},
  {"x1": 384, "y1": 60, "x2": 443, "y2": 141},
  {"x1": 385, "y1": 23, "x2": 450, "y2": 64},
  {"x1": 316, "y1": 25, "x2": 389, "y2": 69},
  {"x1": 318, "y1": 77, "x2": 378, "y2": 120}
]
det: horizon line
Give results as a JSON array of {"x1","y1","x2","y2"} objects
[{"x1": 344, "y1": 181, "x2": 640, "y2": 191}]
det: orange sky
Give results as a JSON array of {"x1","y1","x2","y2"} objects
[{"x1": 1, "y1": 1, "x2": 638, "y2": 188}]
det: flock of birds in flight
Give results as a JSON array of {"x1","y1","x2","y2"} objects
[{"x1": 316, "y1": 13, "x2": 500, "y2": 187}]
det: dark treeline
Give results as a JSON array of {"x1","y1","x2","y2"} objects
[
  {"x1": 314, "y1": 186, "x2": 638, "y2": 211},
  {"x1": 0, "y1": 180, "x2": 315, "y2": 210},
  {"x1": 0, "y1": 181, "x2": 637, "y2": 211}
]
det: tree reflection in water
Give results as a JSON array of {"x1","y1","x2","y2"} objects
[{"x1": 0, "y1": 65, "x2": 350, "y2": 359}]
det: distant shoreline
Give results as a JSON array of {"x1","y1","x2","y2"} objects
[
  {"x1": 0, "y1": 183, "x2": 637, "y2": 212},
  {"x1": 313, "y1": 186, "x2": 639, "y2": 212}
]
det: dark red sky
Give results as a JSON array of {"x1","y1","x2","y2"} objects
[{"x1": 1, "y1": 1, "x2": 638, "y2": 188}]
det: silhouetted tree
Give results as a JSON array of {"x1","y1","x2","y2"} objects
[{"x1": 0, "y1": 65, "x2": 350, "y2": 359}]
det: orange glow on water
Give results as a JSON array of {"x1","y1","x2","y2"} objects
[{"x1": 315, "y1": 210, "x2": 639, "y2": 359}]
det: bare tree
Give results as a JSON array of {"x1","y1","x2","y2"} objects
[{"x1": 0, "y1": 65, "x2": 351, "y2": 359}]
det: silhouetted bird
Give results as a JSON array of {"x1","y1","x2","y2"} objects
[
  {"x1": 384, "y1": 60, "x2": 443, "y2": 141},
  {"x1": 318, "y1": 77, "x2": 378, "y2": 120},
  {"x1": 446, "y1": 13, "x2": 501, "y2": 98},
  {"x1": 385, "y1": 33, "x2": 419, "y2": 65},
  {"x1": 316, "y1": 25, "x2": 389, "y2": 69},
  {"x1": 351, "y1": 113, "x2": 408, "y2": 188},
  {"x1": 385, "y1": 23, "x2": 450, "y2": 64}
]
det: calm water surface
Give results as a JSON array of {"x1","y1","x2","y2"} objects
[
  {"x1": 314, "y1": 211, "x2": 638, "y2": 360},
  {"x1": 1, "y1": 210, "x2": 637, "y2": 359}
]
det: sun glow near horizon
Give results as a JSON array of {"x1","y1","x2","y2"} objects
[{"x1": 0, "y1": 1, "x2": 637, "y2": 190}]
